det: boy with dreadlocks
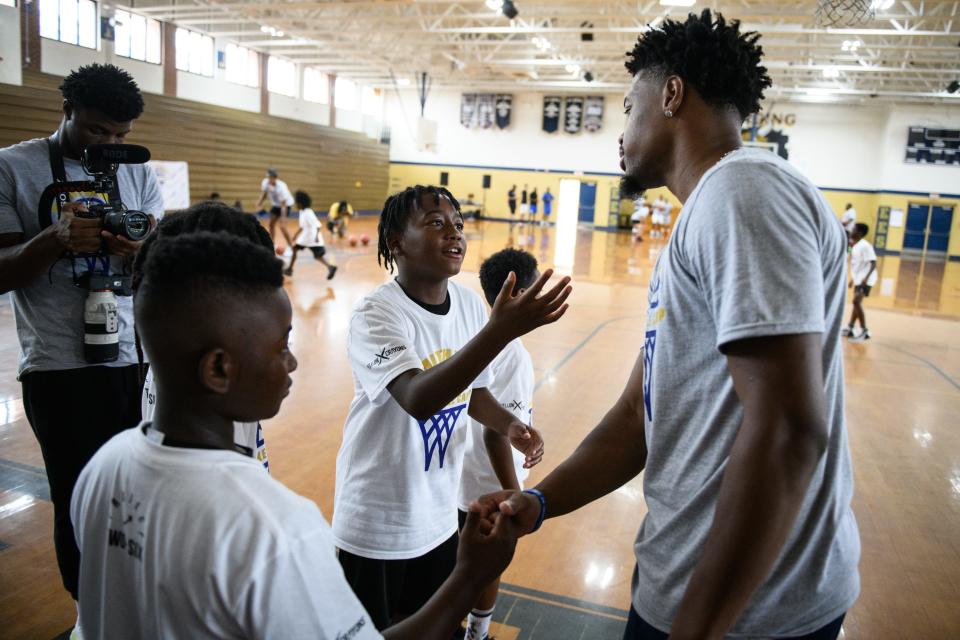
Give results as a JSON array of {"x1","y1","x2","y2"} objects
[
  {"x1": 135, "y1": 202, "x2": 272, "y2": 472},
  {"x1": 333, "y1": 185, "x2": 571, "y2": 630}
]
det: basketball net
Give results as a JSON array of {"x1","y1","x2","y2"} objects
[{"x1": 815, "y1": 0, "x2": 875, "y2": 27}]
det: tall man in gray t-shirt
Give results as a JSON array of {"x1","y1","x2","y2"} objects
[
  {"x1": 475, "y1": 10, "x2": 859, "y2": 639},
  {"x1": 0, "y1": 64, "x2": 162, "y2": 605}
]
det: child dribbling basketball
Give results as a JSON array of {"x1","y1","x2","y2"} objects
[
  {"x1": 286, "y1": 190, "x2": 337, "y2": 279},
  {"x1": 333, "y1": 185, "x2": 572, "y2": 630},
  {"x1": 457, "y1": 248, "x2": 541, "y2": 640}
]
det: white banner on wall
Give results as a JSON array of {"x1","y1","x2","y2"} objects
[
  {"x1": 0, "y1": 6, "x2": 23, "y2": 87},
  {"x1": 148, "y1": 161, "x2": 190, "y2": 211}
]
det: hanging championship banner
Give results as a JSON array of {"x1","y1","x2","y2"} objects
[
  {"x1": 477, "y1": 94, "x2": 496, "y2": 129},
  {"x1": 460, "y1": 93, "x2": 477, "y2": 128},
  {"x1": 584, "y1": 96, "x2": 604, "y2": 133},
  {"x1": 495, "y1": 94, "x2": 513, "y2": 129},
  {"x1": 564, "y1": 96, "x2": 584, "y2": 134},
  {"x1": 543, "y1": 95, "x2": 561, "y2": 133}
]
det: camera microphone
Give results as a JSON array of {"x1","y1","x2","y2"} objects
[{"x1": 82, "y1": 144, "x2": 151, "y2": 174}]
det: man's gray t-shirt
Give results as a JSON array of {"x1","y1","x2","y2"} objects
[
  {"x1": 635, "y1": 148, "x2": 860, "y2": 637},
  {"x1": 0, "y1": 137, "x2": 163, "y2": 377}
]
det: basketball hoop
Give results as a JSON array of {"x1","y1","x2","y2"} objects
[{"x1": 815, "y1": 0, "x2": 875, "y2": 27}]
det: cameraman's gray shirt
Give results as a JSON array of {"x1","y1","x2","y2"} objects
[
  {"x1": 634, "y1": 148, "x2": 860, "y2": 636},
  {"x1": 0, "y1": 137, "x2": 163, "y2": 377}
]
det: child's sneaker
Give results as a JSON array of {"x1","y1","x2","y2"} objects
[
  {"x1": 849, "y1": 329, "x2": 871, "y2": 342},
  {"x1": 327, "y1": 265, "x2": 338, "y2": 280},
  {"x1": 841, "y1": 325, "x2": 854, "y2": 337}
]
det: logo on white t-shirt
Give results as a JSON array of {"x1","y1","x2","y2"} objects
[
  {"x1": 108, "y1": 490, "x2": 145, "y2": 562},
  {"x1": 643, "y1": 255, "x2": 665, "y2": 421},
  {"x1": 505, "y1": 399, "x2": 527, "y2": 412},
  {"x1": 418, "y1": 403, "x2": 467, "y2": 471},
  {"x1": 366, "y1": 345, "x2": 407, "y2": 369}
]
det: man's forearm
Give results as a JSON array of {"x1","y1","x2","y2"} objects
[
  {"x1": 535, "y1": 398, "x2": 646, "y2": 520},
  {"x1": 0, "y1": 228, "x2": 64, "y2": 293},
  {"x1": 669, "y1": 414, "x2": 826, "y2": 639}
]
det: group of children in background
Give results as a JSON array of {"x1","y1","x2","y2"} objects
[
  {"x1": 630, "y1": 194, "x2": 673, "y2": 241},
  {"x1": 507, "y1": 184, "x2": 554, "y2": 225},
  {"x1": 70, "y1": 184, "x2": 571, "y2": 639}
]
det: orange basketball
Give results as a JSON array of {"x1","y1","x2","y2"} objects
[
  {"x1": 360, "y1": 234, "x2": 370, "y2": 246},
  {"x1": 275, "y1": 244, "x2": 284, "y2": 256},
  {"x1": 349, "y1": 236, "x2": 358, "y2": 247}
]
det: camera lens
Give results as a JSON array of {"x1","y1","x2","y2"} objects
[{"x1": 122, "y1": 211, "x2": 150, "y2": 241}]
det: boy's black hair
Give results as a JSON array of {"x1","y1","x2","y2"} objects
[
  {"x1": 377, "y1": 185, "x2": 461, "y2": 273},
  {"x1": 295, "y1": 190, "x2": 312, "y2": 209},
  {"x1": 479, "y1": 248, "x2": 539, "y2": 307},
  {"x1": 133, "y1": 202, "x2": 272, "y2": 291},
  {"x1": 136, "y1": 232, "x2": 282, "y2": 314},
  {"x1": 855, "y1": 222, "x2": 870, "y2": 237},
  {"x1": 625, "y1": 9, "x2": 771, "y2": 120},
  {"x1": 59, "y1": 64, "x2": 144, "y2": 122}
]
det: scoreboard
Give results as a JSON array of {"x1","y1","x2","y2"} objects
[{"x1": 905, "y1": 126, "x2": 959, "y2": 166}]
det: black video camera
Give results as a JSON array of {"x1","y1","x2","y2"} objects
[
  {"x1": 75, "y1": 144, "x2": 152, "y2": 241},
  {"x1": 38, "y1": 143, "x2": 153, "y2": 249}
]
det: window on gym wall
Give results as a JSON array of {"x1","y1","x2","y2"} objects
[
  {"x1": 267, "y1": 56, "x2": 297, "y2": 97},
  {"x1": 0, "y1": 0, "x2": 18, "y2": 7},
  {"x1": 334, "y1": 77, "x2": 358, "y2": 111},
  {"x1": 175, "y1": 27, "x2": 214, "y2": 77},
  {"x1": 114, "y1": 10, "x2": 161, "y2": 64},
  {"x1": 303, "y1": 68, "x2": 329, "y2": 103},
  {"x1": 40, "y1": 0, "x2": 98, "y2": 49},
  {"x1": 225, "y1": 43, "x2": 259, "y2": 87},
  {"x1": 361, "y1": 86, "x2": 382, "y2": 118}
]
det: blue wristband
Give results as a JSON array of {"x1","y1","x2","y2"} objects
[{"x1": 523, "y1": 488, "x2": 547, "y2": 532}]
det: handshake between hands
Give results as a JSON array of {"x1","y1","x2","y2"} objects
[{"x1": 456, "y1": 489, "x2": 545, "y2": 585}]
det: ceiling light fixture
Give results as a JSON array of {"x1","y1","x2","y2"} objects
[
  {"x1": 823, "y1": 66, "x2": 841, "y2": 78},
  {"x1": 660, "y1": 0, "x2": 696, "y2": 7},
  {"x1": 871, "y1": 0, "x2": 895, "y2": 10}
]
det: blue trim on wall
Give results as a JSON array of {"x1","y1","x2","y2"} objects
[
  {"x1": 391, "y1": 160, "x2": 960, "y2": 199},
  {"x1": 950, "y1": 255, "x2": 960, "y2": 262}
]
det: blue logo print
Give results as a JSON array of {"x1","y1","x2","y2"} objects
[{"x1": 418, "y1": 403, "x2": 466, "y2": 471}]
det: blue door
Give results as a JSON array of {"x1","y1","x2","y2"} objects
[
  {"x1": 903, "y1": 204, "x2": 929, "y2": 251},
  {"x1": 578, "y1": 182, "x2": 597, "y2": 223},
  {"x1": 927, "y1": 206, "x2": 954, "y2": 253}
]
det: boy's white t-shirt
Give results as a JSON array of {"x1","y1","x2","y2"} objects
[
  {"x1": 70, "y1": 426, "x2": 382, "y2": 640},
  {"x1": 260, "y1": 178, "x2": 295, "y2": 208},
  {"x1": 333, "y1": 279, "x2": 493, "y2": 559},
  {"x1": 297, "y1": 207, "x2": 324, "y2": 248},
  {"x1": 458, "y1": 338, "x2": 533, "y2": 511},
  {"x1": 850, "y1": 238, "x2": 878, "y2": 286},
  {"x1": 142, "y1": 368, "x2": 269, "y2": 472}
]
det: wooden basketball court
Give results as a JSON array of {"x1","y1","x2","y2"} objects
[{"x1": 2, "y1": 217, "x2": 958, "y2": 638}]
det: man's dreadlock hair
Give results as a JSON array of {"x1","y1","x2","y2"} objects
[
  {"x1": 377, "y1": 185, "x2": 461, "y2": 273},
  {"x1": 625, "y1": 9, "x2": 771, "y2": 121},
  {"x1": 60, "y1": 64, "x2": 144, "y2": 122},
  {"x1": 133, "y1": 201, "x2": 272, "y2": 292}
]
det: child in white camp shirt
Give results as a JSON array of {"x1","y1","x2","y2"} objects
[
  {"x1": 333, "y1": 186, "x2": 565, "y2": 630},
  {"x1": 845, "y1": 222, "x2": 878, "y2": 341},
  {"x1": 71, "y1": 426, "x2": 378, "y2": 639},
  {"x1": 285, "y1": 190, "x2": 337, "y2": 279}
]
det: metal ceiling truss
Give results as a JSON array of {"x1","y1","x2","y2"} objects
[{"x1": 122, "y1": 0, "x2": 960, "y2": 103}]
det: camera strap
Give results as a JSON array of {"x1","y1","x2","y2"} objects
[{"x1": 46, "y1": 135, "x2": 67, "y2": 215}]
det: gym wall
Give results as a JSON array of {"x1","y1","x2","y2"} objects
[
  {"x1": 386, "y1": 89, "x2": 960, "y2": 256},
  {"x1": 0, "y1": 71, "x2": 389, "y2": 212}
]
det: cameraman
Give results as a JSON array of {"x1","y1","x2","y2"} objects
[{"x1": 0, "y1": 64, "x2": 162, "y2": 605}]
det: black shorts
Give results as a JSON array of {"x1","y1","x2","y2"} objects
[
  {"x1": 269, "y1": 206, "x2": 283, "y2": 219},
  {"x1": 854, "y1": 284, "x2": 871, "y2": 297},
  {"x1": 338, "y1": 532, "x2": 459, "y2": 630},
  {"x1": 295, "y1": 245, "x2": 326, "y2": 258}
]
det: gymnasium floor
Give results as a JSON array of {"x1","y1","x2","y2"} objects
[{"x1": 1, "y1": 216, "x2": 959, "y2": 639}]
